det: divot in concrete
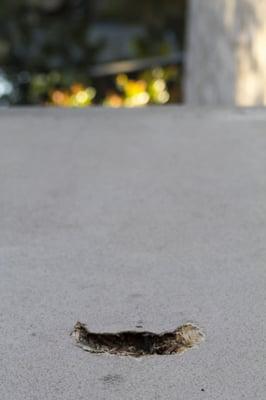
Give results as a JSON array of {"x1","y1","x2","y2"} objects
[{"x1": 71, "y1": 321, "x2": 204, "y2": 357}]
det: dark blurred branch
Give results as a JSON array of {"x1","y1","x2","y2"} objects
[{"x1": 89, "y1": 52, "x2": 183, "y2": 77}]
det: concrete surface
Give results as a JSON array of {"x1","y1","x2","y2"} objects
[{"x1": 0, "y1": 107, "x2": 265, "y2": 400}]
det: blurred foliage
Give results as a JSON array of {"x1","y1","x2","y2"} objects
[
  {"x1": 0, "y1": 0, "x2": 185, "y2": 105},
  {"x1": 0, "y1": 0, "x2": 100, "y2": 103},
  {"x1": 49, "y1": 82, "x2": 96, "y2": 106},
  {"x1": 103, "y1": 67, "x2": 179, "y2": 107},
  {"x1": 0, "y1": 0, "x2": 98, "y2": 72},
  {"x1": 99, "y1": 0, "x2": 186, "y2": 52},
  {"x1": 47, "y1": 66, "x2": 181, "y2": 107}
]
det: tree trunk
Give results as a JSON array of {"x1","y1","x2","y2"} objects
[{"x1": 185, "y1": 0, "x2": 266, "y2": 106}]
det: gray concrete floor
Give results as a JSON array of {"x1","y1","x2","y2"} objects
[{"x1": 0, "y1": 107, "x2": 265, "y2": 399}]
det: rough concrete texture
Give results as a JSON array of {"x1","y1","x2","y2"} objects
[{"x1": 0, "y1": 107, "x2": 265, "y2": 399}]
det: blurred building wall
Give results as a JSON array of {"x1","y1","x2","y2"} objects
[{"x1": 185, "y1": 0, "x2": 266, "y2": 106}]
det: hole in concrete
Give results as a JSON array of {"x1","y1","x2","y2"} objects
[{"x1": 71, "y1": 321, "x2": 204, "y2": 357}]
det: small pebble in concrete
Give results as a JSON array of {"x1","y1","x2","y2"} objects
[{"x1": 100, "y1": 374, "x2": 124, "y2": 385}]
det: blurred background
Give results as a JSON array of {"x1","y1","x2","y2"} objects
[
  {"x1": 0, "y1": 0, "x2": 185, "y2": 107},
  {"x1": 0, "y1": 0, "x2": 265, "y2": 107}
]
